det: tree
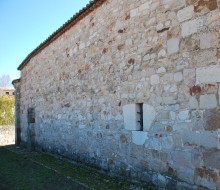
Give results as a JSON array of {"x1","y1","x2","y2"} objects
[
  {"x1": 0, "y1": 96, "x2": 15, "y2": 125},
  {"x1": 0, "y1": 74, "x2": 11, "y2": 87}
]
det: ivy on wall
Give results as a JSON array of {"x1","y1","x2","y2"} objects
[{"x1": 0, "y1": 96, "x2": 15, "y2": 125}]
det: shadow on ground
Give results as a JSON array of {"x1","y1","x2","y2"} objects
[{"x1": 0, "y1": 145, "x2": 155, "y2": 190}]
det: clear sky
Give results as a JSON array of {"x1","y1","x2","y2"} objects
[{"x1": 0, "y1": 0, "x2": 90, "y2": 84}]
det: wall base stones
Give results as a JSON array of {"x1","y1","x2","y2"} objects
[{"x1": 25, "y1": 139, "x2": 205, "y2": 190}]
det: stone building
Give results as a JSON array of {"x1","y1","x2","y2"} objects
[
  {"x1": 13, "y1": 0, "x2": 220, "y2": 189},
  {"x1": 0, "y1": 88, "x2": 15, "y2": 96}
]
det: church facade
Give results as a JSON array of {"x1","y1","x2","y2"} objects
[{"x1": 13, "y1": 0, "x2": 220, "y2": 189}]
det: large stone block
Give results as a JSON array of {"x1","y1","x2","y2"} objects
[
  {"x1": 164, "y1": 104, "x2": 180, "y2": 111},
  {"x1": 161, "y1": 73, "x2": 174, "y2": 84},
  {"x1": 143, "y1": 104, "x2": 156, "y2": 131},
  {"x1": 177, "y1": 6, "x2": 194, "y2": 22},
  {"x1": 200, "y1": 31, "x2": 219, "y2": 49},
  {"x1": 195, "y1": 167, "x2": 219, "y2": 189},
  {"x1": 188, "y1": 97, "x2": 199, "y2": 109},
  {"x1": 207, "y1": 9, "x2": 220, "y2": 28},
  {"x1": 167, "y1": 38, "x2": 180, "y2": 55},
  {"x1": 150, "y1": 75, "x2": 160, "y2": 85},
  {"x1": 200, "y1": 94, "x2": 217, "y2": 109},
  {"x1": 156, "y1": 67, "x2": 166, "y2": 74},
  {"x1": 187, "y1": 0, "x2": 218, "y2": 14},
  {"x1": 182, "y1": 131, "x2": 218, "y2": 149},
  {"x1": 130, "y1": 8, "x2": 138, "y2": 17},
  {"x1": 152, "y1": 173, "x2": 167, "y2": 188},
  {"x1": 146, "y1": 135, "x2": 174, "y2": 151},
  {"x1": 173, "y1": 123, "x2": 193, "y2": 132},
  {"x1": 174, "y1": 72, "x2": 183, "y2": 82},
  {"x1": 194, "y1": 49, "x2": 217, "y2": 67},
  {"x1": 219, "y1": 85, "x2": 220, "y2": 104},
  {"x1": 146, "y1": 137, "x2": 162, "y2": 151},
  {"x1": 168, "y1": 0, "x2": 185, "y2": 10},
  {"x1": 177, "y1": 182, "x2": 197, "y2": 190},
  {"x1": 183, "y1": 68, "x2": 196, "y2": 86},
  {"x1": 123, "y1": 104, "x2": 141, "y2": 131},
  {"x1": 203, "y1": 149, "x2": 220, "y2": 170},
  {"x1": 196, "y1": 65, "x2": 220, "y2": 84},
  {"x1": 0, "y1": 125, "x2": 15, "y2": 146},
  {"x1": 162, "y1": 96, "x2": 177, "y2": 105},
  {"x1": 171, "y1": 150, "x2": 193, "y2": 169},
  {"x1": 181, "y1": 19, "x2": 198, "y2": 37},
  {"x1": 138, "y1": 2, "x2": 150, "y2": 12},
  {"x1": 177, "y1": 110, "x2": 190, "y2": 121},
  {"x1": 132, "y1": 131, "x2": 148, "y2": 145},
  {"x1": 204, "y1": 109, "x2": 220, "y2": 131}
]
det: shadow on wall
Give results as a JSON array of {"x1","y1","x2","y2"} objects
[{"x1": 0, "y1": 125, "x2": 15, "y2": 146}]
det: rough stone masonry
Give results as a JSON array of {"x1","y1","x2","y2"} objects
[{"x1": 13, "y1": 0, "x2": 220, "y2": 189}]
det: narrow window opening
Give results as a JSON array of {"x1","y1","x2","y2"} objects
[
  {"x1": 137, "y1": 103, "x2": 143, "y2": 131},
  {"x1": 28, "y1": 108, "x2": 35, "y2": 124},
  {"x1": 6, "y1": 92, "x2": 9, "y2": 95},
  {"x1": 123, "y1": 104, "x2": 144, "y2": 131}
]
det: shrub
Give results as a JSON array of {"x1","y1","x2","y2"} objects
[{"x1": 0, "y1": 96, "x2": 15, "y2": 125}]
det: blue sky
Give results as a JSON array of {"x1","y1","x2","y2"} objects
[{"x1": 0, "y1": 0, "x2": 90, "y2": 83}]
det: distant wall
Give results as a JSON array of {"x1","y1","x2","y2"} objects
[
  {"x1": 0, "y1": 88, "x2": 15, "y2": 96},
  {"x1": 0, "y1": 125, "x2": 15, "y2": 146}
]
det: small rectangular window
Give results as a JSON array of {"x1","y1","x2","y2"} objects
[
  {"x1": 28, "y1": 108, "x2": 35, "y2": 124},
  {"x1": 6, "y1": 92, "x2": 9, "y2": 95},
  {"x1": 137, "y1": 103, "x2": 143, "y2": 131},
  {"x1": 123, "y1": 103, "x2": 143, "y2": 131}
]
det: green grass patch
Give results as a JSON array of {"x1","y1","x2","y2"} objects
[
  {"x1": 29, "y1": 150, "x2": 155, "y2": 190},
  {"x1": 0, "y1": 147, "x2": 88, "y2": 190},
  {"x1": 1, "y1": 146, "x2": 156, "y2": 190}
]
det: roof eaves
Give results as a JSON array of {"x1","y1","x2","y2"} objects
[{"x1": 12, "y1": 78, "x2": 21, "y2": 85}]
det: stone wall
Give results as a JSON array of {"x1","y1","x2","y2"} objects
[
  {"x1": 13, "y1": 80, "x2": 21, "y2": 145},
  {"x1": 17, "y1": 0, "x2": 220, "y2": 189},
  {"x1": 0, "y1": 125, "x2": 15, "y2": 146}
]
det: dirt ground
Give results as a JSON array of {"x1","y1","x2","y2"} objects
[{"x1": 0, "y1": 146, "x2": 155, "y2": 190}]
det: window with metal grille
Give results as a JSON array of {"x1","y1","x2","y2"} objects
[
  {"x1": 28, "y1": 108, "x2": 35, "y2": 124},
  {"x1": 123, "y1": 103, "x2": 143, "y2": 131},
  {"x1": 137, "y1": 103, "x2": 143, "y2": 131}
]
